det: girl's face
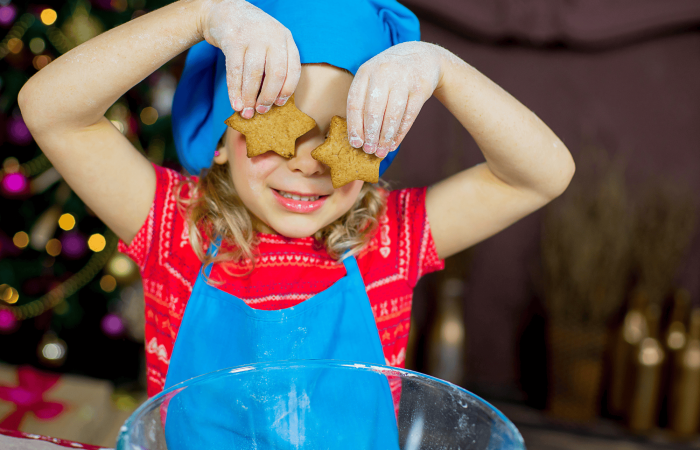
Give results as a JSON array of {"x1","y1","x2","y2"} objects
[{"x1": 218, "y1": 63, "x2": 364, "y2": 238}]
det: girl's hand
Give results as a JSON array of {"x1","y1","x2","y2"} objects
[
  {"x1": 200, "y1": 0, "x2": 301, "y2": 119},
  {"x1": 347, "y1": 42, "x2": 446, "y2": 158}
]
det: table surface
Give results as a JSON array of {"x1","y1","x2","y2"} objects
[{"x1": 0, "y1": 429, "x2": 107, "y2": 450}]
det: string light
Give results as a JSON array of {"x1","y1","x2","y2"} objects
[
  {"x1": 0, "y1": 229, "x2": 118, "y2": 321},
  {"x1": 13, "y1": 231, "x2": 29, "y2": 248},
  {"x1": 0, "y1": 14, "x2": 35, "y2": 61},
  {"x1": 88, "y1": 233, "x2": 106, "y2": 252},
  {"x1": 40, "y1": 8, "x2": 57, "y2": 26}
]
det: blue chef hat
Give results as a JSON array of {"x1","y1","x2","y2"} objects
[{"x1": 171, "y1": 0, "x2": 420, "y2": 177}]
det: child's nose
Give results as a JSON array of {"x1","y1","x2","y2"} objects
[{"x1": 287, "y1": 142, "x2": 326, "y2": 177}]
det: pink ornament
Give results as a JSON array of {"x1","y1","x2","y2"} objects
[
  {"x1": 2, "y1": 172, "x2": 27, "y2": 194},
  {"x1": 0, "y1": 5, "x2": 16, "y2": 26},
  {"x1": 7, "y1": 117, "x2": 32, "y2": 145},
  {"x1": 101, "y1": 313, "x2": 125, "y2": 337},
  {"x1": 60, "y1": 232, "x2": 87, "y2": 259},
  {"x1": 0, "y1": 310, "x2": 16, "y2": 332}
]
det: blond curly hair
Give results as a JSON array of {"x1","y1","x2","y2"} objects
[{"x1": 176, "y1": 160, "x2": 387, "y2": 284}]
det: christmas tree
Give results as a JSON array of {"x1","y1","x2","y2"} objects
[{"x1": 0, "y1": 0, "x2": 183, "y2": 387}]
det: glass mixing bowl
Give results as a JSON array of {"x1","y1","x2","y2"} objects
[{"x1": 116, "y1": 360, "x2": 525, "y2": 449}]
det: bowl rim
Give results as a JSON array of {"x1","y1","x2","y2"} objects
[{"x1": 118, "y1": 359, "x2": 524, "y2": 447}]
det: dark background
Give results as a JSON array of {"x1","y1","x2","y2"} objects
[{"x1": 392, "y1": 0, "x2": 700, "y2": 400}]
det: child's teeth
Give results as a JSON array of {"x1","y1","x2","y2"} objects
[{"x1": 279, "y1": 190, "x2": 320, "y2": 201}]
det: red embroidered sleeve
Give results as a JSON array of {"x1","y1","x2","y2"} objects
[{"x1": 389, "y1": 187, "x2": 444, "y2": 287}]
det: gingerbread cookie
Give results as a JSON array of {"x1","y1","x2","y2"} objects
[
  {"x1": 224, "y1": 94, "x2": 316, "y2": 158},
  {"x1": 311, "y1": 115, "x2": 381, "y2": 189}
]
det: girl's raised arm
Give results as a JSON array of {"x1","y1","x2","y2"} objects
[{"x1": 18, "y1": 0, "x2": 300, "y2": 244}]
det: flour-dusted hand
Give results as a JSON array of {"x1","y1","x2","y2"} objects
[
  {"x1": 346, "y1": 42, "x2": 448, "y2": 158},
  {"x1": 199, "y1": 0, "x2": 301, "y2": 119}
]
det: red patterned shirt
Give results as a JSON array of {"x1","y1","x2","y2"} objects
[{"x1": 118, "y1": 163, "x2": 444, "y2": 398}]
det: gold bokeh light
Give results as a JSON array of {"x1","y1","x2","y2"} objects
[
  {"x1": 88, "y1": 233, "x2": 106, "y2": 252},
  {"x1": 140, "y1": 107, "x2": 158, "y2": 125},
  {"x1": 13, "y1": 231, "x2": 29, "y2": 249},
  {"x1": 40, "y1": 9, "x2": 58, "y2": 26},
  {"x1": 100, "y1": 275, "x2": 117, "y2": 292},
  {"x1": 46, "y1": 238, "x2": 62, "y2": 256},
  {"x1": 58, "y1": 213, "x2": 76, "y2": 231}
]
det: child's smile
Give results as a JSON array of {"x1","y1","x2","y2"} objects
[{"x1": 217, "y1": 63, "x2": 363, "y2": 238}]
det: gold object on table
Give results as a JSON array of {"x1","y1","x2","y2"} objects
[
  {"x1": 668, "y1": 307, "x2": 700, "y2": 436},
  {"x1": 608, "y1": 289, "x2": 648, "y2": 417},
  {"x1": 626, "y1": 304, "x2": 665, "y2": 432}
]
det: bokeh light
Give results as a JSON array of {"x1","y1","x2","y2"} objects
[
  {"x1": 3, "y1": 157, "x2": 20, "y2": 173},
  {"x1": 58, "y1": 213, "x2": 76, "y2": 231},
  {"x1": 101, "y1": 313, "x2": 125, "y2": 337},
  {"x1": 110, "y1": 0, "x2": 127, "y2": 13},
  {"x1": 88, "y1": 233, "x2": 106, "y2": 252},
  {"x1": 110, "y1": 119, "x2": 125, "y2": 134},
  {"x1": 46, "y1": 238, "x2": 62, "y2": 256},
  {"x1": 7, "y1": 38, "x2": 23, "y2": 54},
  {"x1": 29, "y1": 37, "x2": 45, "y2": 54},
  {"x1": 0, "y1": 310, "x2": 16, "y2": 332},
  {"x1": 0, "y1": 5, "x2": 16, "y2": 26},
  {"x1": 40, "y1": 8, "x2": 57, "y2": 26},
  {"x1": 100, "y1": 275, "x2": 117, "y2": 292},
  {"x1": 140, "y1": 107, "x2": 158, "y2": 125},
  {"x1": 61, "y1": 232, "x2": 87, "y2": 259},
  {"x1": 108, "y1": 253, "x2": 134, "y2": 278},
  {"x1": 2, "y1": 172, "x2": 28, "y2": 194},
  {"x1": 13, "y1": 231, "x2": 29, "y2": 248},
  {"x1": 8, "y1": 117, "x2": 32, "y2": 145},
  {"x1": 38, "y1": 335, "x2": 67, "y2": 366},
  {"x1": 32, "y1": 54, "x2": 52, "y2": 70},
  {"x1": 0, "y1": 285, "x2": 18, "y2": 304}
]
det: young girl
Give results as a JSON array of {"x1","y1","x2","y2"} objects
[{"x1": 18, "y1": 0, "x2": 574, "y2": 445}]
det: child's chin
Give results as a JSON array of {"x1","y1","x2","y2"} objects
[{"x1": 270, "y1": 221, "x2": 322, "y2": 239}]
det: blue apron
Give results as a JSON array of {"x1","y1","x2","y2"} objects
[{"x1": 162, "y1": 237, "x2": 401, "y2": 449}]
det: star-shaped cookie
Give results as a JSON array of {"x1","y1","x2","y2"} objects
[
  {"x1": 224, "y1": 94, "x2": 316, "y2": 158},
  {"x1": 311, "y1": 115, "x2": 381, "y2": 189}
]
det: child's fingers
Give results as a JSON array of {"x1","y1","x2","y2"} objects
[
  {"x1": 256, "y1": 46, "x2": 287, "y2": 114},
  {"x1": 362, "y1": 77, "x2": 390, "y2": 155},
  {"x1": 346, "y1": 67, "x2": 370, "y2": 148},
  {"x1": 375, "y1": 88, "x2": 409, "y2": 158},
  {"x1": 240, "y1": 48, "x2": 267, "y2": 119},
  {"x1": 224, "y1": 44, "x2": 247, "y2": 112},
  {"x1": 392, "y1": 93, "x2": 423, "y2": 151},
  {"x1": 275, "y1": 36, "x2": 301, "y2": 106}
]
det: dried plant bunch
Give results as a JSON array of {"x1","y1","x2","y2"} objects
[
  {"x1": 632, "y1": 181, "x2": 697, "y2": 305},
  {"x1": 542, "y1": 147, "x2": 632, "y2": 327}
]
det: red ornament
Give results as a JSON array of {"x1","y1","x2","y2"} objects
[{"x1": 0, "y1": 365, "x2": 66, "y2": 429}]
